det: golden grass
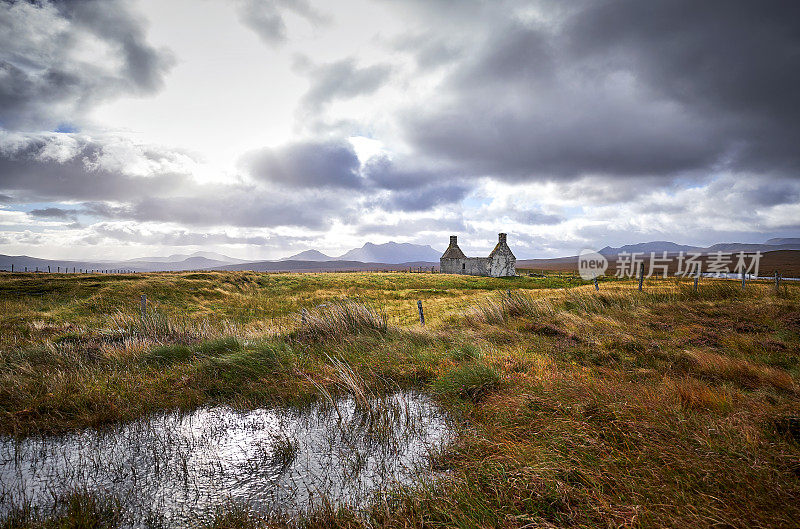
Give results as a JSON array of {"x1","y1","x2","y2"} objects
[{"x1": 1, "y1": 272, "x2": 799, "y2": 528}]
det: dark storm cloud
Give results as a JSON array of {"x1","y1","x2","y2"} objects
[
  {"x1": 565, "y1": 0, "x2": 800, "y2": 176},
  {"x1": 401, "y1": 0, "x2": 800, "y2": 182},
  {"x1": 0, "y1": 0, "x2": 173, "y2": 130},
  {"x1": 82, "y1": 184, "x2": 354, "y2": 230},
  {"x1": 244, "y1": 139, "x2": 363, "y2": 189},
  {"x1": 237, "y1": 0, "x2": 329, "y2": 46},
  {"x1": 297, "y1": 57, "x2": 392, "y2": 111},
  {"x1": 29, "y1": 207, "x2": 76, "y2": 220},
  {"x1": 378, "y1": 182, "x2": 471, "y2": 212},
  {"x1": 0, "y1": 133, "x2": 189, "y2": 201},
  {"x1": 242, "y1": 139, "x2": 472, "y2": 212},
  {"x1": 361, "y1": 154, "x2": 455, "y2": 191}
]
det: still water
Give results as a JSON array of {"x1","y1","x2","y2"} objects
[{"x1": 0, "y1": 391, "x2": 451, "y2": 526}]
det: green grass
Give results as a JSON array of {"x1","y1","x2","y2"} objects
[
  {"x1": 1, "y1": 271, "x2": 799, "y2": 527},
  {"x1": 433, "y1": 359, "x2": 502, "y2": 402}
]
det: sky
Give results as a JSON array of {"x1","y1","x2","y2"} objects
[{"x1": 1, "y1": 0, "x2": 799, "y2": 261}]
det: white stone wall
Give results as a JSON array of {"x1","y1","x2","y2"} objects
[
  {"x1": 489, "y1": 253, "x2": 516, "y2": 277},
  {"x1": 440, "y1": 257, "x2": 491, "y2": 275}
]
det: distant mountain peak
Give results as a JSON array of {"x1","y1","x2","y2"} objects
[
  {"x1": 335, "y1": 241, "x2": 441, "y2": 263},
  {"x1": 281, "y1": 249, "x2": 333, "y2": 261}
]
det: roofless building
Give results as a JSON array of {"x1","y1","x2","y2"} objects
[{"x1": 440, "y1": 233, "x2": 517, "y2": 277}]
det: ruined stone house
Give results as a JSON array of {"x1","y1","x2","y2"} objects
[{"x1": 440, "y1": 233, "x2": 517, "y2": 277}]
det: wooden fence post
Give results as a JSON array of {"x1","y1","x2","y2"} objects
[
  {"x1": 10, "y1": 264, "x2": 13, "y2": 273},
  {"x1": 593, "y1": 275, "x2": 599, "y2": 291},
  {"x1": 417, "y1": 300, "x2": 425, "y2": 325},
  {"x1": 694, "y1": 274, "x2": 699, "y2": 292},
  {"x1": 48, "y1": 265, "x2": 51, "y2": 273},
  {"x1": 140, "y1": 294, "x2": 147, "y2": 319},
  {"x1": 741, "y1": 269, "x2": 746, "y2": 289},
  {"x1": 775, "y1": 271, "x2": 781, "y2": 293},
  {"x1": 638, "y1": 262, "x2": 644, "y2": 291}
]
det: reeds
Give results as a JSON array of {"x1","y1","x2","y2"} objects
[{"x1": 0, "y1": 491, "x2": 122, "y2": 529}]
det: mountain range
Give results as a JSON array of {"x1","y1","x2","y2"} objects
[
  {"x1": 281, "y1": 242, "x2": 441, "y2": 263},
  {"x1": 1, "y1": 238, "x2": 798, "y2": 273},
  {"x1": 598, "y1": 238, "x2": 800, "y2": 256}
]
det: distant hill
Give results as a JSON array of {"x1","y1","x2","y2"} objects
[
  {"x1": 0, "y1": 253, "x2": 238, "y2": 273},
  {"x1": 124, "y1": 251, "x2": 245, "y2": 264},
  {"x1": 598, "y1": 239, "x2": 800, "y2": 256},
  {"x1": 208, "y1": 260, "x2": 438, "y2": 273},
  {"x1": 765, "y1": 238, "x2": 800, "y2": 246},
  {"x1": 122, "y1": 256, "x2": 236, "y2": 272},
  {"x1": 518, "y1": 250, "x2": 800, "y2": 277},
  {"x1": 599, "y1": 241, "x2": 700, "y2": 256}
]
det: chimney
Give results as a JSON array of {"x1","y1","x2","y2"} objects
[
  {"x1": 450, "y1": 235, "x2": 458, "y2": 245},
  {"x1": 498, "y1": 233, "x2": 507, "y2": 244}
]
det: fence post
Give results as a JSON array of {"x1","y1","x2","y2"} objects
[
  {"x1": 140, "y1": 294, "x2": 147, "y2": 319},
  {"x1": 417, "y1": 300, "x2": 425, "y2": 325},
  {"x1": 741, "y1": 269, "x2": 746, "y2": 289},
  {"x1": 775, "y1": 271, "x2": 781, "y2": 293},
  {"x1": 638, "y1": 262, "x2": 644, "y2": 291},
  {"x1": 48, "y1": 266, "x2": 51, "y2": 273},
  {"x1": 10, "y1": 264, "x2": 13, "y2": 273},
  {"x1": 593, "y1": 275, "x2": 599, "y2": 291},
  {"x1": 694, "y1": 273, "x2": 699, "y2": 292}
]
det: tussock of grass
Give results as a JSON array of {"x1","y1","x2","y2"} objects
[
  {"x1": 297, "y1": 300, "x2": 389, "y2": 341},
  {"x1": 676, "y1": 348, "x2": 795, "y2": 391},
  {"x1": 433, "y1": 360, "x2": 502, "y2": 402},
  {"x1": 671, "y1": 376, "x2": 733, "y2": 411},
  {"x1": 108, "y1": 306, "x2": 219, "y2": 344},
  {"x1": 143, "y1": 336, "x2": 242, "y2": 366}
]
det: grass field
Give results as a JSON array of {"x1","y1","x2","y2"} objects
[{"x1": 1, "y1": 271, "x2": 799, "y2": 528}]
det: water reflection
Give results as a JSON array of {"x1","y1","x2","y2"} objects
[{"x1": 0, "y1": 391, "x2": 451, "y2": 527}]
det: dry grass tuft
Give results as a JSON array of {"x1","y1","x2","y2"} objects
[
  {"x1": 672, "y1": 376, "x2": 733, "y2": 411},
  {"x1": 678, "y1": 349, "x2": 796, "y2": 391},
  {"x1": 297, "y1": 300, "x2": 389, "y2": 341}
]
